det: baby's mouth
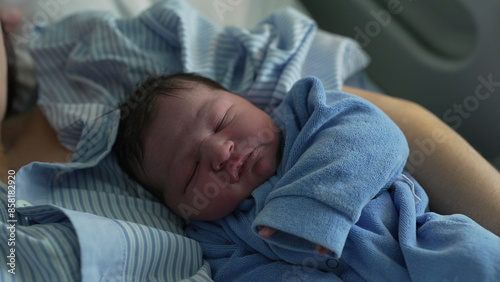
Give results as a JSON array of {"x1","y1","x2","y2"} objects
[
  {"x1": 238, "y1": 148, "x2": 257, "y2": 179},
  {"x1": 228, "y1": 148, "x2": 258, "y2": 183}
]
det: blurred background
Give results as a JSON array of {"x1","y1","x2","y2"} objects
[{"x1": 298, "y1": 0, "x2": 500, "y2": 168}]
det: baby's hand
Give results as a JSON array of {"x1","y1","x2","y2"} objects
[
  {"x1": 257, "y1": 226, "x2": 277, "y2": 238},
  {"x1": 257, "y1": 226, "x2": 330, "y2": 256}
]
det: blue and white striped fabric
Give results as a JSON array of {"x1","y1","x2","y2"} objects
[{"x1": 0, "y1": 0, "x2": 369, "y2": 281}]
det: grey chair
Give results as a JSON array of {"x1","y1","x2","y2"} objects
[{"x1": 300, "y1": 0, "x2": 500, "y2": 167}]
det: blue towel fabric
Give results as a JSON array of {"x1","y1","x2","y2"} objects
[
  {"x1": 186, "y1": 77, "x2": 500, "y2": 281},
  {"x1": 1, "y1": 0, "x2": 370, "y2": 281}
]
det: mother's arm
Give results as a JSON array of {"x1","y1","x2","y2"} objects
[
  {"x1": 0, "y1": 7, "x2": 20, "y2": 142},
  {"x1": 0, "y1": 22, "x2": 7, "y2": 125},
  {"x1": 343, "y1": 86, "x2": 500, "y2": 236},
  {"x1": 0, "y1": 22, "x2": 10, "y2": 180}
]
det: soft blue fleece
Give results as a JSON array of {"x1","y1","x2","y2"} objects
[
  {"x1": 252, "y1": 76, "x2": 409, "y2": 257},
  {"x1": 186, "y1": 77, "x2": 500, "y2": 281}
]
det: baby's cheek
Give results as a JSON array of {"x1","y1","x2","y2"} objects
[{"x1": 253, "y1": 158, "x2": 277, "y2": 183}]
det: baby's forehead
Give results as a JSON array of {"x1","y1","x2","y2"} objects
[
  {"x1": 157, "y1": 83, "x2": 235, "y2": 109},
  {"x1": 149, "y1": 85, "x2": 217, "y2": 127},
  {"x1": 151, "y1": 82, "x2": 254, "y2": 133}
]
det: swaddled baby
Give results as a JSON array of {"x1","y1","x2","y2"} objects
[{"x1": 115, "y1": 72, "x2": 500, "y2": 281}]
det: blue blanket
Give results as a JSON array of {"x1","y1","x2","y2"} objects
[{"x1": 187, "y1": 77, "x2": 500, "y2": 281}]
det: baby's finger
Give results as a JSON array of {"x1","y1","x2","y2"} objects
[
  {"x1": 316, "y1": 245, "x2": 330, "y2": 256},
  {"x1": 257, "y1": 226, "x2": 277, "y2": 238}
]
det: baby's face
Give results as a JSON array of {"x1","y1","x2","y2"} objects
[{"x1": 140, "y1": 83, "x2": 280, "y2": 220}]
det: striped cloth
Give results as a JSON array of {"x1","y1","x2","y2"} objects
[{"x1": 0, "y1": 0, "x2": 368, "y2": 281}]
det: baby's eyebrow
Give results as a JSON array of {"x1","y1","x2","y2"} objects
[{"x1": 197, "y1": 98, "x2": 215, "y2": 121}]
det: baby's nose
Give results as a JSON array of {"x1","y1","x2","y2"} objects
[{"x1": 210, "y1": 139, "x2": 234, "y2": 171}]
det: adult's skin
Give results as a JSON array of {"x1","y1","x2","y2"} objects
[
  {"x1": 0, "y1": 21, "x2": 10, "y2": 180},
  {"x1": 0, "y1": 20, "x2": 499, "y2": 236},
  {"x1": 0, "y1": 21, "x2": 71, "y2": 183},
  {"x1": 345, "y1": 86, "x2": 500, "y2": 236}
]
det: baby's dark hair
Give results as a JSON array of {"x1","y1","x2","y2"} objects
[{"x1": 114, "y1": 72, "x2": 229, "y2": 190}]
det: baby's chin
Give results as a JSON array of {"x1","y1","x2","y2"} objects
[
  {"x1": 179, "y1": 165, "x2": 277, "y2": 221},
  {"x1": 176, "y1": 189, "x2": 250, "y2": 221},
  {"x1": 187, "y1": 204, "x2": 239, "y2": 221}
]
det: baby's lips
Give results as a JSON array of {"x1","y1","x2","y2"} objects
[{"x1": 225, "y1": 163, "x2": 240, "y2": 184}]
